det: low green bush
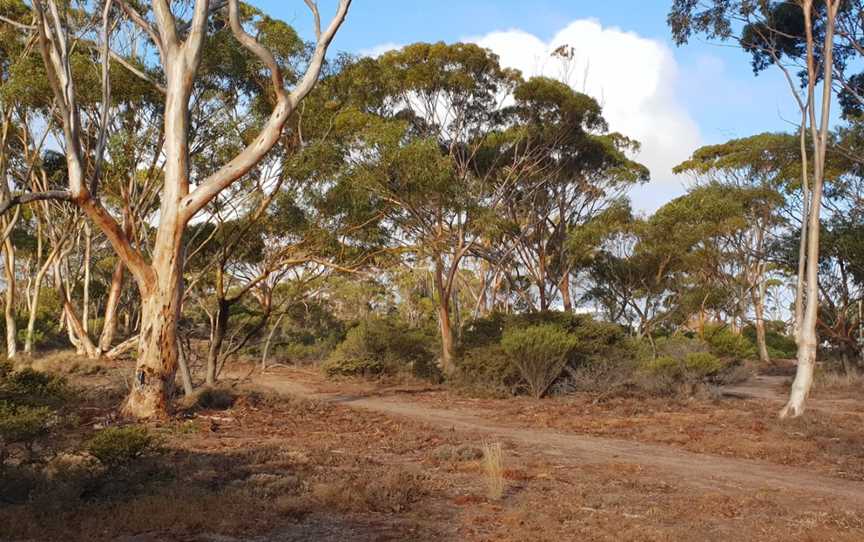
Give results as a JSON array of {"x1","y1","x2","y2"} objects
[
  {"x1": 322, "y1": 318, "x2": 438, "y2": 379},
  {"x1": 742, "y1": 322, "x2": 797, "y2": 359},
  {"x1": 0, "y1": 368, "x2": 70, "y2": 407},
  {"x1": 703, "y1": 325, "x2": 756, "y2": 360},
  {"x1": 0, "y1": 401, "x2": 52, "y2": 447},
  {"x1": 85, "y1": 426, "x2": 157, "y2": 466},
  {"x1": 501, "y1": 324, "x2": 579, "y2": 398},
  {"x1": 456, "y1": 312, "x2": 626, "y2": 396},
  {"x1": 641, "y1": 351, "x2": 727, "y2": 382},
  {"x1": 452, "y1": 344, "x2": 521, "y2": 397}
]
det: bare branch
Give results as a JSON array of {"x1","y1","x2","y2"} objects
[
  {"x1": 0, "y1": 14, "x2": 36, "y2": 31},
  {"x1": 303, "y1": 0, "x2": 322, "y2": 40},
  {"x1": 116, "y1": 0, "x2": 164, "y2": 57},
  {"x1": 90, "y1": 0, "x2": 114, "y2": 196},
  {"x1": 0, "y1": 190, "x2": 74, "y2": 217}
]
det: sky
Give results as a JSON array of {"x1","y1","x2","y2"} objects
[{"x1": 251, "y1": 0, "x2": 803, "y2": 213}]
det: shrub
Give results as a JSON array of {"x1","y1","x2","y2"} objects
[
  {"x1": 192, "y1": 387, "x2": 236, "y2": 410},
  {"x1": 703, "y1": 325, "x2": 756, "y2": 360},
  {"x1": 684, "y1": 352, "x2": 726, "y2": 377},
  {"x1": 641, "y1": 351, "x2": 726, "y2": 382},
  {"x1": 85, "y1": 426, "x2": 157, "y2": 466},
  {"x1": 0, "y1": 401, "x2": 52, "y2": 447},
  {"x1": 0, "y1": 368, "x2": 69, "y2": 407},
  {"x1": 322, "y1": 318, "x2": 437, "y2": 379},
  {"x1": 457, "y1": 312, "x2": 626, "y2": 396},
  {"x1": 452, "y1": 344, "x2": 521, "y2": 397},
  {"x1": 501, "y1": 324, "x2": 579, "y2": 398}
]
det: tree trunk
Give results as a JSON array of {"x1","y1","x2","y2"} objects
[
  {"x1": 560, "y1": 271, "x2": 573, "y2": 313},
  {"x1": 752, "y1": 285, "x2": 771, "y2": 364},
  {"x1": 24, "y1": 255, "x2": 54, "y2": 355},
  {"x1": 98, "y1": 260, "x2": 124, "y2": 353},
  {"x1": 54, "y1": 260, "x2": 99, "y2": 359},
  {"x1": 177, "y1": 339, "x2": 194, "y2": 397},
  {"x1": 437, "y1": 301, "x2": 455, "y2": 376},
  {"x1": 782, "y1": 0, "x2": 838, "y2": 418},
  {"x1": 262, "y1": 311, "x2": 287, "y2": 369},
  {"x1": 206, "y1": 298, "x2": 229, "y2": 386},
  {"x1": 3, "y1": 236, "x2": 16, "y2": 358},
  {"x1": 434, "y1": 260, "x2": 456, "y2": 376},
  {"x1": 122, "y1": 245, "x2": 183, "y2": 418},
  {"x1": 82, "y1": 224, "x2": 91, "y2": 333}
]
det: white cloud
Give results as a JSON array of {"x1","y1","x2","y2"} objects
[
  {"x1": 358, "y1": 42, "x2": 402, "y2": 59},
  {"x1": 468, "y1": 19, "x2": 701, "y2": 212}
]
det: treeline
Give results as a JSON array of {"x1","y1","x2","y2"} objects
[{"x1": 0, "y1": 1, "x2": 861, "y2": 417}]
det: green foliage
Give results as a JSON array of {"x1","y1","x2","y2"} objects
[
  {"x1": 641, "y1": 351, "x2": 727, "y2": 381},
  {"x1": 0, "y1": 402, "x2": 52, "y2": 446},
  {"x1": 454, "y1": 344, "x2": 522, "y2": 397},
  {"x1": 0, "y1": 368, "x2": 70, "y2": 408},
  {"x1": 743, "y1": 322, "x2": 797, "y2": 359},
  {"x1": 501, "y1": 324, "x2": 579, "y2": 398},
  {"x1": 322, "y1": 318, "x2": 438, "y2": 379},
  {"x1": 85, "y1": 426, "x2": 157, "y2": 466},
  {"x1": 703, "y1": 325, "x2": 757, "y2": 360},
  {"x1": 457, "y1": 312, "x2": 626, "y2": 396}
]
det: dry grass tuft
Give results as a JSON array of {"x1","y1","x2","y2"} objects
[{"x1": 482, "y1": 441, "x2": 505, "y2": 501}]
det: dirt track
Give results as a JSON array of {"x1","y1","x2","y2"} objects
[{"x1": 252, "y1": 372, "x2": 864, "y2": 506}]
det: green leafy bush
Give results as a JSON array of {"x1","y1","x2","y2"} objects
[
  {"x1": 683, "y1": 352, "x2": 726, "y2": 377},
  {"x1": 322, "y1": 318, "x2": 437, "y2": 379},
  {"x1": 0, "y1": 401, "x2": 52, "y2": 446},
  {"x1": 501, "y1": 324, "x2": 579, "y2": 398},
  {"x1": 452, "y1": 344, "x2": 521, "y2": 397},
  {"x1": 743, "y1": 322, "x2": 797, "y2": 359},
  {"x1": 641, "y1": 351, "x2": 726, "y2": 381},
  {"x1": 0, "y1": 368, "x2": 69, "y2": 407},
  {"x1": 703, "y1": 325, "x2": 756, "y2": 360},
  {"x1": 85, "y1": 426, "x2": 157, "y2": 466},
  {"x1": 457, "y1": 312, "x2": 626, "y2": 396}
]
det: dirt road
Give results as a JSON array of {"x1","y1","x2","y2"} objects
[{"x1": 251, "y1": 372, "x2": 864, "y2": 506}]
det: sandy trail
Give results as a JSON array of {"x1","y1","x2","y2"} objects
[{"x1": 251, "y1": 373, "x2": 864, "y2": 506}]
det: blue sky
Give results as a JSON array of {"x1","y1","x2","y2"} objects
[{"x1": 251, "y1": 1, "x2": 801, "y2": 212}]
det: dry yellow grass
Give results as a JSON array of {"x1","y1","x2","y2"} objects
[{"x1": 482, "y1": 441, "x2": 505, "y2": 500}]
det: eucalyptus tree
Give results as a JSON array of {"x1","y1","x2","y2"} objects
[
  {"x1": 500, "y1": 77, "x2": 648, "y2": 312},
  {"x1": 319, "y1": 44, "x2": 530, "y2": 375},
  {"x1": 670, "y1": 0, "x2": 843, "y2": 416},
  {"x1": 675, "y1": 136, "x2": 794, "y2": 362},
  {"x1": 1, "y1": 0, "x2": 351, "y2": 418}
]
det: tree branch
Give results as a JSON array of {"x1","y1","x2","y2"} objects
[{"x1": 178, "y1": 0, "x2": 352, "y2": 221}]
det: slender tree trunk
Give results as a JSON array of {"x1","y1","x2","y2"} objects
[
  {"x1": 54, "y1": 260, "x2": 98, "y2": 358},
  {"x1": 752, "y1": 285, "x2": 771, "y2": 364},
  {"x1": 560, "y1": 271, "x2": 573, "y2": 313},
  {"x1": 206, "y1": 298, "x2": 229, "y2": 386},
  {"x1": 98, "y1": 260, "x2": 124, "y2": 353},
  {"x1": 794, "y1": 122, "x2": 810, "y2": 344},
  {"x1": 262, "y1": 311, "x2": 287, "y2": 369},
  {"x1": 82, "y1": 224, "x2": 91, "y2": 333},
  {"x1": 24, "y1": 254, "x2": 55, "y2": 355},
  {"x1": 782, "y1": 0, "x2": 838, "y2": 418},
  {"x1": 177, "y1": 339, "x2": 194, "y2": 397},
  {"x1": 3, "y1": 236, "x2": 16, "y2": 358},
  {"x1": 434, "y1": 260, "x2": 456, "y2": 376}
]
